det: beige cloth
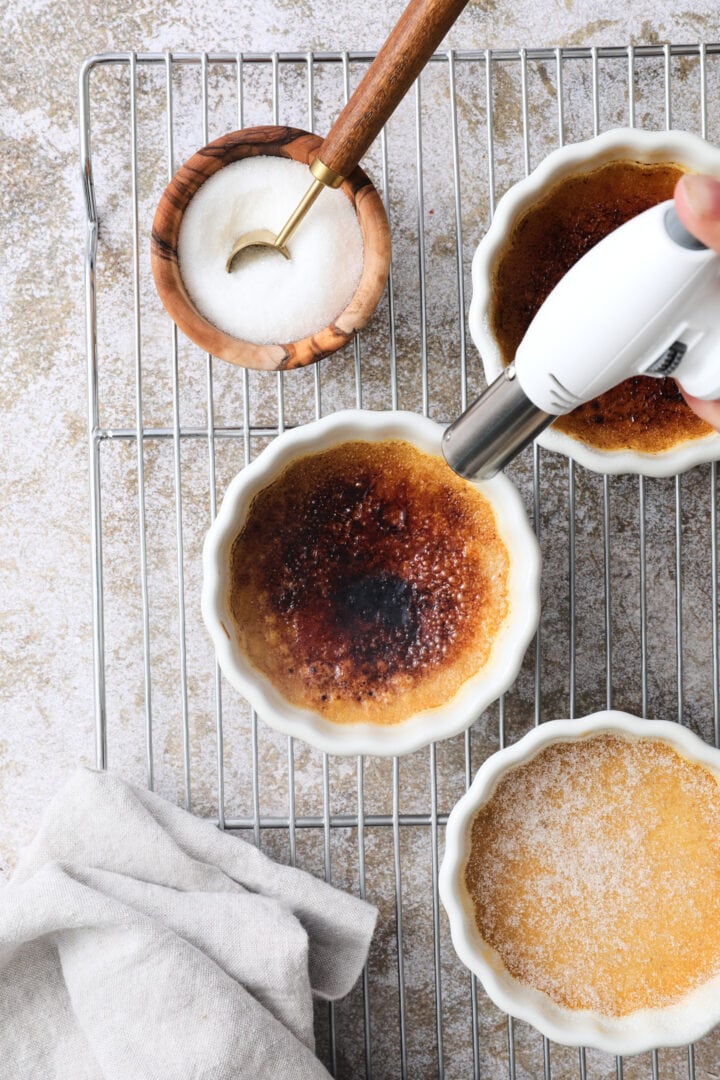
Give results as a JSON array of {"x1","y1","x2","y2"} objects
[{"x1": 0, "y1": 768, "x2": 377, "y2": 1079}]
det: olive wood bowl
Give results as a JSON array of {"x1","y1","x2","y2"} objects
[{"x1": 151, "y1": 126, "x2": 391, "y2": 371}]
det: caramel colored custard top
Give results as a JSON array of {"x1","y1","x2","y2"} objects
[
  {"x1": 228, "y1": 439, "x2": 510, "y2": 726},
  {"x1": 465, "y1": 734, "x2": 720, "y2": 1016},
  {"x1": 490, "y1": 160, "x2": 712, "y2": 452}
]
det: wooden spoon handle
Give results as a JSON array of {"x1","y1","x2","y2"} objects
[{"x1": 318, "y1": 0, "x2": 469, "y2": 179}]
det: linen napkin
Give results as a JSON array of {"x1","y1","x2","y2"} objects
[{"x1": 0, "y1": 767, "x2": 377, "y2": 1079}]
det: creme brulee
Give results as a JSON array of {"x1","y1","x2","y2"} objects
[
  {"x1": 465, "y1": 733, "x2": 720, "y2": 1016},
  {"x1": 228, "y1": 439, "x2": 509, "y2": 726},
  {"x1": 490, "y1": 160, "x2": 712, "y2": 453}
]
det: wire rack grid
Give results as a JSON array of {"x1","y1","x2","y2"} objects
[{"x1": 81, "y1": 44, "x2": 720, "y2": 1080}]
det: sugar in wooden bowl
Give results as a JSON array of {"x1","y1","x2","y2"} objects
[
  {"x1": 178, "y1": 157, "x2": 363, "y2": 346},
  {"x1": 151, "y1": 126, "x2": 391, "y2": 372}
]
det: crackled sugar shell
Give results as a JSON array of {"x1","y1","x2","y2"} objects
[
  {"x1": 201, "y1": 410, "x2": 541, "y2": 756},
  {"x1": 469, "y1": 128, "x2": 720, "y2": 475}
]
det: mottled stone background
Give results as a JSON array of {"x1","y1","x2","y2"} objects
[{"x1": 3, "y1": 1, "x2": 720, "y2": 1077}]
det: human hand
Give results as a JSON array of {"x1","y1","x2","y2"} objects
[{"x1": 673, "y1": 173, "x2": 720, "y2": 431}]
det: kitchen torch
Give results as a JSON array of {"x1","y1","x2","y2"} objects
[{"x1": 442, "y1": 200, "x2": 720, "y2": 480}]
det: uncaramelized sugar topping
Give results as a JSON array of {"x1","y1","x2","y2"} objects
[
  {"x1": 465, "y1": 734, "x2": 720, "y2": 1015},
  {"x1": 490, "y1": 160, "x2": 712, "y2": 452},
  {"x1": 228, "y1": 439, "x2": 510, "y2": 725}
]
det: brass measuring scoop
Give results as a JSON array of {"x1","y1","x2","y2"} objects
[{"x1": 225, "y1": 0, "x2": 470, "y2": 272}]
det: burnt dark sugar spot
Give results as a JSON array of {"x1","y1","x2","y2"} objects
[
  {"x1": 333, "y1": 571, "x2": 422, "y2": 664},
  {"x1": 342, "y1": 573, "x2": 416, "y2": 630}
]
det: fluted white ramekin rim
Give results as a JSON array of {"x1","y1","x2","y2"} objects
[
  {"x1": 469, "y1": 128, "x2": 720, "y2": 476},
  {"x1": 202, "y1": 409, "x2": 540, "y2": 757},
  {"x1": 440, "y1": 709, "x2": 720, "y2": 1053}
]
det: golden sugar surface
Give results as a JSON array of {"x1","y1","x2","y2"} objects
[{"x1": 465, "y1": 733, "x2": 720, "y2": 1015}]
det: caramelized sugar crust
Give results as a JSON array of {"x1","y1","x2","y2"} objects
[
  {"x1": 490, "y1": 160, "x2": 712, "y2": 452},
  {"x1": 466, "y1": 734, "x2": 720, "y2": 1015},
  {"x1": 228, "y1": 440, "x2": 510, "y2": 725}
]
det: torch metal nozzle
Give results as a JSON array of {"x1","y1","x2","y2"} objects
[{"x1": 442, "y1": 364, "x2": 553, "y2": 480}]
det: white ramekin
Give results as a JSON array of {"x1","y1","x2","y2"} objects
[
  {"x1": 202, "y1": 410, "x2": 540, "y2": 757},
  {"x1": 440, "y1": 709, "x2": 720, "y2": 1054},
  {"x1": 469, "y1": 128, "x2": 720, "y2": 476}
]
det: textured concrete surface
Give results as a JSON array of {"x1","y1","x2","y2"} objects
[{"x1": 3, "y1": 1, "x2": 720, "y2": 1077}]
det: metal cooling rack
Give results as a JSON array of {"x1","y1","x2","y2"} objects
[{"x1": 81, "y1": 44, "x2": 720, "y2": 1080}]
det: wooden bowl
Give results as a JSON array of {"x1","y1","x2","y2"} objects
[{"x1": 151, "y1": 126, "x2": 391, "y2": 371}]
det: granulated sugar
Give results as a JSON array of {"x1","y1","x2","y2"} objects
[{"x1": 177, "y1": 157, "x2": 364, "y2": 345}]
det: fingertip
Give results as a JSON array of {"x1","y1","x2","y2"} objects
[
  {"x1": 673, "y1": 174, "x2": 720, "y2": 252},
  {"x1": 677, "y1": 385, "x2": 720, "y2": 433}
]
